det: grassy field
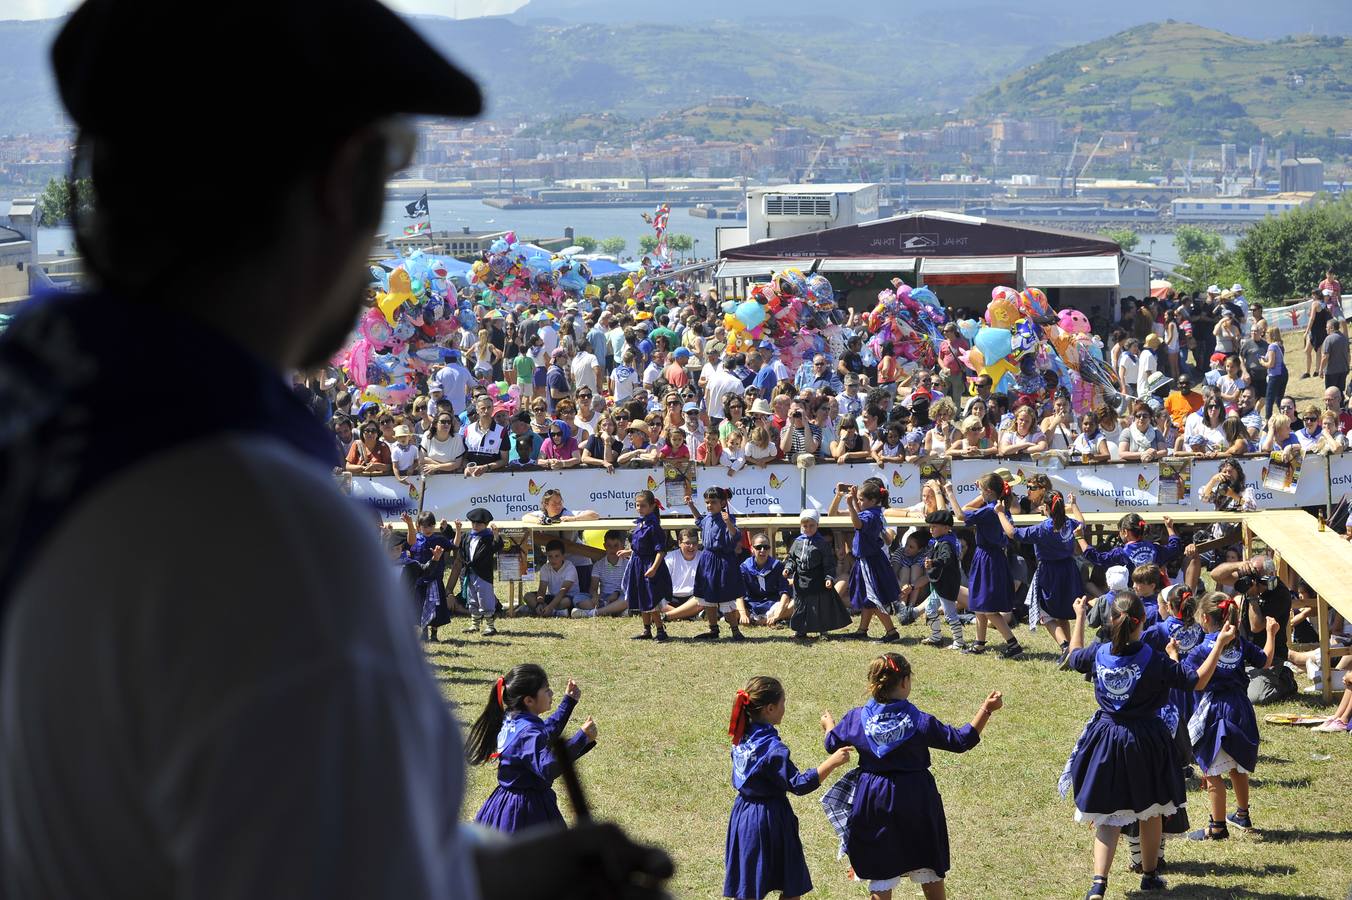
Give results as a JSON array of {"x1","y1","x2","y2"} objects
[{"x1": 430, "y1": 612, "x2": 1351, "y2": 899}]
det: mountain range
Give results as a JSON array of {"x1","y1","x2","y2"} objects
[{"x1": 1, "y1": 5, "x2": 1351, "y2": 139}]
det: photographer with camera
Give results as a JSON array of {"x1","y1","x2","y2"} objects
[{"x1": 1209, "y1": 555, "x2": 1297, "y2": 703}]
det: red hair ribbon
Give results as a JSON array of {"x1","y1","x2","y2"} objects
[
  {"x1": 878, "y1": 486, "x2": 890, "y2": 504},
  {"x1": 885, "y1": 655, "x2": 901, "y2": 672},
  {"x1": 654, "y1": 498, "x2": 665, "y2": 511},
  {"x1": 1174, "y1": 588, "x2": 1193, "y2": 620},
  {"x1": 729, "y1": 689, "x2": 752, "y2": 745},
  {"x1": 495, "y1": 676, "x2": 506, "y2": 709},
  {"x1": 1217, "y1": 596, "x2": 1236, "y2": 616},
  {"x1": 1001, "y1": 481, "x2": 1011, "y2": 498},
  {"x1": 1130, "y1": 615, "x2": 1142, "y2": 627}
]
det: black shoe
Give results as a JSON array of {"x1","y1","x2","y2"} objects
[
  {"x1": 962, "y1": 641, "x2": 988, "y2": 655},
  {"x1": 654, "y1": 629, "x2": 670, "y2": 643},
  {"x1": 1187, "y1": 820, "x2": 1229, "y2": 841},
  {"x1": 997, "y1": 640, "x2": 1023, "y2": 659},
  {"x1": 1140, "y1": 871, "x2": 1166, "y2": 891},
  {"x1": 845, "y1": 630, "x2": 870, "y2": 640},
  {"x1": 872, "y1": 630, "x2": 901, "y2": 644},
  {"x1": 694, "y1": 629, "x2": 719, "y2": 640},
  {"x1": 631, "y1": 631, "x2": 652, "y2": 641},
  {"x1": 1084, "y1": 876, "x2": 1108, "y2": 900},
  {"x1": 730, "y1": 629, "x2": 746, "y2": 642}
]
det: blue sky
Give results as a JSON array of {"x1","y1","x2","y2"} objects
[{"x1": 0, "y1": 0, "x2": 527, "y2": 18}]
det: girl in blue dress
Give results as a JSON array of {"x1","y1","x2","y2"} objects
[
  {"x1": 723, "y1": 676, "x2": 852, "y2": 900},
  {"x1": 466, "y1": 663, "x2": 597, "y2": 833},
  {"x1": 1130, "y1": 584, "x2": 1205, "y2": 872},
  {"x1": 1062, "y1": 592, "x2": 1234, "y2": 899},
  {"x1": 1184, "y1": 591, "x2": 1281, "y2": 842},
  {"x1": 823, "y1": 653, "x2": 1002, "y2": 900},
  {"x1": 686, "y1": 486, "x2": 747, "y2": 641},
  {"x1": 846, "y1": 482, "x2": 902, "y2": 643},
  {"x1": 996, "y1": 489, "x2": 1081, "y2": 660},
  {"x1": 620, "y1": 489, "x2": 673, "y2": 642},
  {"x1": 953, "y1": 471, "x2": 1022, "y2": 657}
]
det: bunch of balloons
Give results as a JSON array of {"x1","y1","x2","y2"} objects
[
  {"x1": 957, "y1": 285, "x2": 1115, "y2": 413},
  {"x1": 721, "y1": 268, "x2": 838, "y2": 371},
  {"x1": 468, "y1": 231, "x2": 593, "y2": 309},
  {"x1": 862, "y1": 279, "x2": 947, "y2": 370}
]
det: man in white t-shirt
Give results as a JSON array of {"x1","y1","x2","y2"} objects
[
  {"x1": 570, "y1": 345, "x2": 602, "y2": 396},
  {"x1": 537, "y1": 317, "x2": 559, "y2": 356},
  {"x1": 704, "y1": 360, "x2": 746, "y2": 426},
  {"x1": 431, "y1": 349, "x2": 474, "y2": 416}
]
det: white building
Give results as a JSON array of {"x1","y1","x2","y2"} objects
[
  {"x1": 1171, "y1": 193, "x2": 1315, "y2": 222},
  {"x1": 0, "y1": 199, "x2": 41, "y2": 303}
]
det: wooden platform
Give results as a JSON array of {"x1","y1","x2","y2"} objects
[{"x1": 1243, "y1": 510, "x2": 1352, "y2": 703}]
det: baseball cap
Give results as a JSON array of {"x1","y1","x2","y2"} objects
[
  {"x1": 1231, "y1": 283, "x2": 1244, "y2": 293},
  {"x1": 428, "y1": 383, "x2": 445, "y2": 394},
  {"x1": 52, "y1": 0, "x2": 482, "y2": 146},
  {"x1": 673, "y1": 347, "x2": 691, "y2": 360},
  {"x1": 683, "y1": 402, "x2": 701, "y2": 413},
  {"x1": 1206, "y1": 284, "x2": 1221, "y2": 295},
  {"x1": 758, "y1": 340, "x2": 775, "y2": 350}
]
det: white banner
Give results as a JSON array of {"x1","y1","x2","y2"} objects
[
  {"x1": 709, "y1": 464, "x2": 803, "y2": 515},
  {"x1": 803, "y1": 462, "x2": 930, "y2": 512},
  {"x1": 1328, "y1": 451, "x2": 1352, "y2": 501},
  {"x1": 951, "y1": 455, "x2": 1329, "y2": 513},
  {"x1": 344, "y1": 467, "x2": 659, "y2": 522}
]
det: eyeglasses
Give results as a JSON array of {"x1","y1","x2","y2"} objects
[
  {"x1": 1303, "y1": 416, "x2": 1318, "y2": 422},
  {"x1": 550, "y1": 431, "x2": 563, "y2": 437},
  {"x1": 437, "y1": 419, "x2": 453, "y2": 426},
  {"x1": 361, "y1": 429, "x2": 378, "y2": 436},
  {"x1": 753, "y1": 545, "x2": 769, "y2": 551}
]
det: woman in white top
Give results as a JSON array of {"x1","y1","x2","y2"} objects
[
  {"x1": 1137, "y1": 334, "x2": 1161, "y2": 398},
  {"x1": 420, "y1": 412, "x2": 466, "y2": 473},
  {"x1": 1070, "y1": 410, "x2": 1110, "y2": 463},
  {"x1": 923, "y1": 397, "x2": 959, "y2": 458},
  {"x1": 997, "y1": 404, "x2": 1048, "y2": 458},
  {"x1": 1039, "y1": 394, "x2": 1077, "y2": 451},
  {"x1": 1213, "y1": 310, "x2": 1241, "y2": 356},
  {"x1": 1183, "y1": 399, "x2": 1228, "y2": 455},
  {"x1": 572, "y1": 388, "x2": 601, "y2": 442}
]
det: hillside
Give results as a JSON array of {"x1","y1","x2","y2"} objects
[{"x1": 974, "y1": 21, "x2": 1352, "y2": 141}]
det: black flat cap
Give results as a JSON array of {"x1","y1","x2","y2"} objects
[{"x1": 53, "y1": 0, "x2": 482, "y2": 143}]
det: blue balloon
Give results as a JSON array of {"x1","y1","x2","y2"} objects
[
  {"x1": 957, "y1": 318, "x2": 981, "y2": 343},
  {"x1": 911, "y1": 286, "x2": 941, "y2": 309},
  {"x1": 736, "y1": 300, "x2": 767, "y2": 329},
  {"x1": 974, "y1": 326, "x2": 1013, "y2": 365}
]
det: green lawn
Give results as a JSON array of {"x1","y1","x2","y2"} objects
[{"x1": 430, "y1": 614, "x2": 1351, "y2": 899}]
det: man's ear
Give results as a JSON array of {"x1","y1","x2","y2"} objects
[{"x1": 317, "y1": 130, "x2": 387, "y2": 232}]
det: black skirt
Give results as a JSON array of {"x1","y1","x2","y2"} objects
[{"x1": 789, "y1": 587, "x2": 852, "y2": 635}]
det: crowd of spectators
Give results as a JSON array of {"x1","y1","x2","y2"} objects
[{"x1": 297, "y1": 272, "x2": 1352, "y2": 479}]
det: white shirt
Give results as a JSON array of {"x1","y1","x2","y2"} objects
[
  {"x1": 570, "y1": 350, "x2": 602, "y2": 395},
  {"x1": 666, "y1": 552, "x2": 699, "y2": 597},
  {"x1": 0, "y1": 437, "x2": 477, "y2": 899},
  {"x1": 421, "y1": 429, "x2": 465, "y2": 464},
  {"x1": 610, "y1": 366, "x2": 641, "y2": 403},
  {"x1": 1136, "y1": 348, "x2": 1158, "y2": 396},
  {"x1": 538, "y1": 322, "x2": 559, "y2": 356},
  {"x1": 539, "y1": 560, "x2": 580, "y2": 600},
  {"x1": 704, "y1": 368, "x2": 746, "y2": 419},
  {"x1": 390, "y1": 440, "x2": 419, "y2": 473}
]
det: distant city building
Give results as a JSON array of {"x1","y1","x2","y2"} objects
[
  {"x1": 0, "y1": 199, "x2": 41, "y2": 302},
  {"x1": 1220, "y1": 143, "x2": 1237, "y2": 173},
  {"x1": 1171, "y1": 192, "x2": 1315, "y2": 222},
  {"x1": 1280, "y1": 157, "x2": 1324, "y2": 192}
]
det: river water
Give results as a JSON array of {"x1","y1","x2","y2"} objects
[{"x1": 32, "y1": 200, "x2": 1239, "y2": 268}]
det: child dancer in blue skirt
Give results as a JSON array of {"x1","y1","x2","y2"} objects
[
  {"x1": 1129, "y1": 584, "x2": 1205, "y2": 872},
  {"x1": 1062, "y1": 593, "x2": 1234, "y2": 898},
  {"x1": 823, "y1": 653, "x2": 1002, "y2": 900},
  {"x1": 996, "y1": 488, "x2": 1080, "y2": 661},
  {"x1": 846, "y1": 482, "x2": 902, "y2": 643},
  {"x1": 687, "y1": 486, "x2": 747, "y2": 641},
  {"x1": 621, "y1": 489, "x2": 673, "y2": 642},
  {"x1": 1185, "y1": 591, "x2": 1281, "y2": 842},
  {"x1": 953, "y1": 471, "x2": 1022, "y2": 657},
  {"x1": 723, "y1": 676, "x2": 852, "y2": 900},
  {"x1": 466, "y1": 663, "x2": 597, "y2": 833}
]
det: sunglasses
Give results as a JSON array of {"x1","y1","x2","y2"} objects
[
  {"x1": 550, "y1": 431, "x2": 563, "y2": 437},
  {"x1": 1303, "y1": 416, "x2": 1318, "y2": 422},
  {"x1": 437, "y1": 419, "x2": 454, "y2": 426},
  {"x1": 753, "y1": 544, "x2": 769, "y2": 551}
]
